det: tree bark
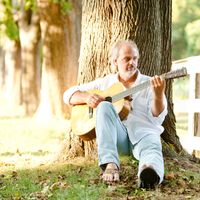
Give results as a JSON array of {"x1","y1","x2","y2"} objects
[
  {"x1": 18, "y1": 7, "x2": 41, "y2": 115},
  {"x1": 3, "y1": 39, "x2": 22, "y2": 106},
  {"x1": 64, "y1": 0, "x2": 81, "y2": 88},
  {"x1": 36, "y1": 0, "x2": 81, "y2": 120},
  {"x1": 0, "y1": 47, "x2": 5, "y2": 94},
  {"x1": 36, "y1": 2, "x2": 68, "y2": 119},
  {"x1": 131, "y1": 0, "x2": 183, "y2": 153},
  {"x1": 62, "y1": 0, "x2": 183, "y2": 160}
]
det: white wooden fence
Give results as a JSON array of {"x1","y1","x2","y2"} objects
[{"x1": 172, "y1": 56, "x2": 200, "y2": 154}]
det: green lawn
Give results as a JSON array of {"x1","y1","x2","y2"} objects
[
  {"x1": 0, "y1": 77, "x2": 197, "y2": 199},
  {"x1": 0, "y1": 116, "x2": 200, "y2": 200}
]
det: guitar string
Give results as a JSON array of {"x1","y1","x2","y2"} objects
[
  {"x1": 111, "y1": 68, "x2": 186, "y2": 103},
  {"x1": 112, "y1": 80, "x2": 150, "y2": 103}
]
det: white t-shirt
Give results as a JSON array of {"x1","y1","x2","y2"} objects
[{"x1": 63, "y1": 71, "x2": 168, "y2": 145}]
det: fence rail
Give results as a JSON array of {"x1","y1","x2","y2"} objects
[
  {"x1": 172, "y1": 55, "x2": 200, "y2": 154},
  {"x1": 174, "y1": 99, "x2": 200, "y2": 113}
]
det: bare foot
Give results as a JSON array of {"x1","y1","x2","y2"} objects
[{"x1": 102, "y1": 163, "x2": 119, "y2": 183}]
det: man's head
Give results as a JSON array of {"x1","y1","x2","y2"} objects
[{"x1": 110, "y1": 39, "x2": 139, "y2": 81}]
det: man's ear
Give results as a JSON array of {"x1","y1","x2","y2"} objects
[
  {"x1": 113, "y1": 59, "x2": 118, "y2": 66},
  {"x1": 111, "y1": 59, "x2": 118, "y2": 73}
]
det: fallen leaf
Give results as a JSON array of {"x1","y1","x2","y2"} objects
[{"x1": 165, "y1": 172, "x2": 175, "y2": 180}]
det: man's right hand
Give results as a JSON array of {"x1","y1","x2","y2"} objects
[{"x1": 86, "y1": 93, "x2": 105, "y2": 108}]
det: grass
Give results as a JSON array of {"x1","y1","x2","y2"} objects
[
  {"x1": 0, "y1": 78, "x2": 198, "y2": 199},
  {"x1": 1, "y1": 155, "x2": 200, "y2": 199},
  {"x1": 0, "y1": 117, "x2": 67, "y2": 155},
  {"x1": 0, "y1": 159, "x2": 106, "y2": 200},
  {"x1": 0, "y1": 116, "x2": 70, "y2": 170},
  {"x1": 1, "y1": 116, "x2": 199, "y2": 200}
]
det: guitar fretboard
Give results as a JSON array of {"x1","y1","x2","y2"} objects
[
  {"x1": 111, "y1": 67, "x2": 187, "y2": 103},
  {"x1": 112, "y1": 80, "x2": 150, "y2": 103}
]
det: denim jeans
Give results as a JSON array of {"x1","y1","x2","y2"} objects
[{"x1": 95, "y1": 101, "x2": 164, "y2": 183}]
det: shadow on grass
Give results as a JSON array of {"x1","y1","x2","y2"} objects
[{"x1": 1, "y1": 156, "x2": 200, "y2": 199}]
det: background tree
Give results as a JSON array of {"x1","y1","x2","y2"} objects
[
  {"x1": 0, "y1": 0, "x2": 22, "y2": 107},
  {"x1": 172, "y1": 0, "x2": 200, "y2": 60},
  {"x1": 185, "y1": 20, "x2": 200, "y2": 56},
  {"x1": 0, "y1": 0, "x2": 81, "y2": 118},
  {"x1": 0, "y1": 46, "x2": 5, "y2": 93},
  {"x1": 18, "y1": 3, "x2": 41, "y2": 115},
  {"x1": 3, "y1": 38, "x2": 21, "y2": 106},
  {"x1": 60, "y1": 0, "x2": 184, "y2": 160},
  {"x1": 35, "y1": 0, "x2": 81, "y2": 119}
]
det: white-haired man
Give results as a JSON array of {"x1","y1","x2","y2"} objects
[{"x1": 63, "y1": 39, "x2": 167, "y2": 189}]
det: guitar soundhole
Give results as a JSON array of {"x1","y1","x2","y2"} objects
[{"x1": 105, "y1": 96, "x2": 112, "y2": 102}]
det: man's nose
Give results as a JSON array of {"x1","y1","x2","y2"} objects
[{"x1": 129, "y1": 59, "x2": 134, "y2": 65}]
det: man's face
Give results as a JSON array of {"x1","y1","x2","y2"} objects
[{"x1": 115, "y1": 44, "x2": 139, "y2": 81}]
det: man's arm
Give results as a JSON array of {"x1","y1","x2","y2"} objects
[
  {"x1": 150, "y1": 75, "x2": 166, "y2": 117},
  {"x1": 69, "y1": 91, "x2": 105, "y2": 108}
]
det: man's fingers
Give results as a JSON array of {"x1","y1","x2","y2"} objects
[
  {"x1": 151, "y1": 76, "x2": 165, "y2": 87},
  {"x1": 87, "y1": 94, "x2": 105, "y2": 108}
]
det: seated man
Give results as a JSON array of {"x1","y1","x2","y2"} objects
[{"x1": 63, "y1": 39, "x2": 168, "y2": 189}]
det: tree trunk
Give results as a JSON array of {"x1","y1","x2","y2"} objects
[
  {"x1": 18, "y1": 8, "x2": 41, "y2": 115},
  {"x1": 62, "y1": 0, "x2": 183, "y2": 160},
  {"x1": 131, "y1": 0, "x2": 183, "y2": 153},
  {"x1": 0, "y1": 46, "x2": 5, "y2": 94},
  {"x1": 3, "y1": 38, "x2": 22, "y2": 106},
  {"x1": 64, "y1": 0, "x2": 81, "y2": 88},
  {"x1": 36, "y1": 0, "x2": 80, "y2": 120}
]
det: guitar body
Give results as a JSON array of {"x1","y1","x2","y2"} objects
[{"x1": 71, "y1": 82, "x2": 129, "y2": 141}]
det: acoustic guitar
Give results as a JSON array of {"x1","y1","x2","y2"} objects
[{"x1": 71, "y1": 67, "x2": 187, "y2": 141}]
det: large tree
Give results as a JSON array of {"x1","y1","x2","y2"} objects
[
  {"x1": 60, "y1": 0, "x2": 184, "y2": 160},
  {"x1": 3, "y1": 39, "x2": 21, "y2": 106},
  {"x1": 35, "y1": 0, "x2": 81, "y2": 119},
  {"x1": 18, "y1": 8, "x2": 41, "y2": 115},
  {"x1": 0, "y1": 47, "x2": 5, "y2": 93},
  {"x1": 0, "y1": 0, "x2": 22, "y2": 107},
  {"x1": 0, "y1": 0, "x2": 41, "y2": 114}
]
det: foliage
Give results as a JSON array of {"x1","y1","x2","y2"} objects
[
  {"x1": 24, "y1": 0, "x2": 72, "y2": 13},
  {"x1": 0, "y1": 0, "x2": 72, "y2": 41},
  {"x1": 0, "y1": 0, "x2": 19, "y2": 41},
  {"x1": 52, "y1": 0, "x2": 72, "y2": 14},
  {"x1": 173, "y1": 77, "x2": 189, "y2": 100},
  {"x1": 24, "y1": 0, "x2": 37, "y2": 11},
  {"x1": 185, "y1": 20, "x2": 200, "y2": 56},
  {"x1": 172, "y1": 0, "x2": 200, "y2": 60}
]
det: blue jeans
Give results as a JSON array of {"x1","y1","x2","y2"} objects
[{"x1": 95, "y1": 101, "x2": 164, "y2": 183}]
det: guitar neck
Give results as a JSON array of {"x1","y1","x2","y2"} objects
[
  {"x1": 112, "y1": 80, "x2": 150, "y2": 103},
  {"x1": 111, "y1": 67, "x2": 187, "y2": 103}
]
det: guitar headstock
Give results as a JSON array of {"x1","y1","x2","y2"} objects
[{"x1": 162, "y1": 67, "x2": 188, "y2": 80}]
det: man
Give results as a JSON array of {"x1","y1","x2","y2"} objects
[{"x1": 63, "y1": 39, "x2": 167, "y2": 189}]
